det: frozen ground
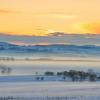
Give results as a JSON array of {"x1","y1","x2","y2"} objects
[{"x1": 0, "y1": 81, "x2": 100, "y2": 100}]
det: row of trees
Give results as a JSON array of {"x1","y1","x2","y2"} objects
[
  {"x1": 0, "y1": 65, "x2": 12, "y2": 74},
  {"x1": 44, "y1": 69, "x2": 98, "y2": 82},
  {"x1": 0, "y1": 64, "x2": 98, "y2": 82},
  {"x1": 0, "y1": 57, "x2": 15, "y2": 61}
]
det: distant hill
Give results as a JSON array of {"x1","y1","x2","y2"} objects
[{"x1": 0, "y1": 42, "x2": 100, "y2": 56}]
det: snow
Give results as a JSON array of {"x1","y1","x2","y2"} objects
[
  {"x1": 0, "y1": 75, "x2": 72, "y2": 82},
  {"x1": 0, "y1": 41, "x2": 100, "y2": 99},
  {"x1": 0, "y1": 81, "x2": 100, "y2": 99},
  {"x1": 0, "y1": 42, "x2": 100, "y2": 58}
]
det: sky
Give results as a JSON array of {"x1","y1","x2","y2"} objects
[{"x1": 0, "y1": 0, "x2": 100, "y2": 36}]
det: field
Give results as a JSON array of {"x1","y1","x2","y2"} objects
[
  {"x1": 0, "y1": 81, "x2": 100, "y2": 100},
  {"x1": 0, "y1": 59, "x2": 100, "y2": 99}
]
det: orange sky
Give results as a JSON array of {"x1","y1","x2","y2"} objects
[{"x1": 0, "y1": 0, "x2": 100, "y2": 36}]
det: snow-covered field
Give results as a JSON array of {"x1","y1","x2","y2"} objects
[
  {"x1": 0, "y1": 81, "x2": 100, "y2": 100},
  {"x1": 0, "y1": 57, "x2": 99, "y2": 99}
]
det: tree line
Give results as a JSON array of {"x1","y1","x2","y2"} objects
[
  {"x1": 44, "y1": 69, "x2": 99, "y2": 82},
  {"x1": 0, "y1": 65, "x2": 12, "y2": 74}
]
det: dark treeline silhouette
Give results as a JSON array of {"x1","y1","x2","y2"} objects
[
  {"x1": 0, "y1": 65, "x2": 12, "y2": 74},
  {"x1": 0, "y1": 57, "x2": 15, "y2": 61},
  {"x1": 45, "y1": 71, "x2": 54, "y2": 76},
  {"x1": 44, "y1": 69, "x2": 99, "y2": 82}
]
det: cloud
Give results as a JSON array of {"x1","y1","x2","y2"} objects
[
  {"x1": 48, "y1": 32, "x2": 68, "y2": 36},
  {"x1": 0, "y1": 9, "x2": 19, "y2": 14},
  {"x1": 0, "y1": 33, "x2": 100, "y2": 46},
  {"x1": 72, "y1": 22, "x2": 100, "y2": 34},
  {"x1": 0, "y1": 9, "x2": 13, "y2": 14},
  {"x1": 82, "y1": 23, "x2": 100, "y2": 34},
  {"x1": 32, "y1": 12, "x2": 77, "y2": 19}
]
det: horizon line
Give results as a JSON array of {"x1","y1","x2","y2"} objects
[{"x1": 0, "y1": 32, "x2": 100, "y2": 37}]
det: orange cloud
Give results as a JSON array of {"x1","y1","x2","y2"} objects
[
  {"x1": 0, "y1": 9, "x2": 13, "y2": 13},
  {"x1": 83, "y1": 23, "x2": 100, "y2": 34},
  {"x1": 72, "y1": 22, "x2": 100, "y2": 34}
]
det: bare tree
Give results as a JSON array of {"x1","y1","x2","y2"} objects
[{"x1": 0, "y1": 65, "x2": 12, "y2": 74}]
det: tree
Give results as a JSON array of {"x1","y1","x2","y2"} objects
[
  {"x1": 88, "y1": 69, "x2": 97, "y2": 81},
  {"x1": 44, "y1": 71, "x2": 54, "y2": 76},
  {"x1": 57, "y1": 72, "x2": 63, "y2": 76},
  {"x1": 89, "y1": 73, "x2": 97, "y2": 82},
  {"x1": 78, "y1": 71, "x2": 87, "y2": 81},
  {"x1": 7, "y1": 67, "x2": 12, "y2": 74},
  {"x1": 35, "y1": 72, "x2": 38, "y2": 75},
  {"x1": 0, "y1": 65, "x2": 12, "y2": 74},
  {"x1": 68, "y1": 70, "x2": 77, "y2": 81},
  {"x1": 63, "y1": 71, "x2": 68, "y2": 76}
]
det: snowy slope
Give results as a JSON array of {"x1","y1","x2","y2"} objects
[
  {"x1": 0, "y1": 42, "x2": 100, "y2": 57},
  {"x1": 0, "y1": 82, "x2": 100, "y2": 100}
]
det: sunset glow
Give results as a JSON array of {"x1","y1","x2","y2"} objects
[{"x1": 0, "y1": 0, "x2": 100, "y2": 36}]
